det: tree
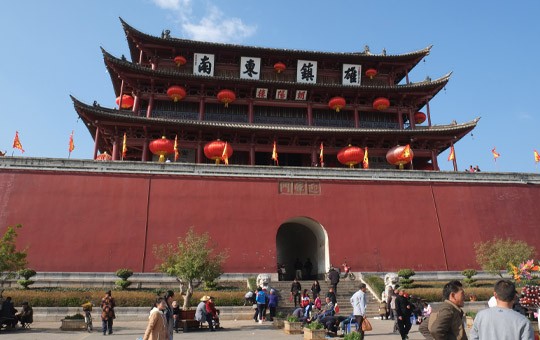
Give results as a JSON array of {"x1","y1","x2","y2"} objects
[
  {"x1": 153, "y1": 227, "x2": 228, "y2": 309},
  {"x1": 0, "y1": 224, "x2": 28, "y2": 286},
  {"x1": 474, "y1": 237, "x2": 536, "y2": 277}
]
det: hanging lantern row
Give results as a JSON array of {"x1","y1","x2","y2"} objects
[
  {"x1": 167, "y1": 85, "x2": 187, "y2": 102},
  {"x1": 414, "y1": 112, "x2": 426, "y2": 124},
  {"x1": 386, "y1": 145, "x2": 414, "y2": 169},
  {"x1": 373, "y1": 97, "x2": 390, "y2": 111},
  {"x1": 274, "y1": 62, "x2": 286, "y2": 73},
  {"x1": 328, "y1": 96, "x2": 346, "y2": 112},
  {"x1": 365, "y1": 68, "x2": 378, "y2": 79},
  {"x1": 204, "y1": 140, "x2": 233, "y2": 164},
  {"x1": 173, "y1": 55, "x2": 187, "y2": 67},
  {"x1": 149, "y1": 136, "x2": 175, "y2": 163},
  {"x1": 116, "y1": 94, "x2": 134, "y2": 109},
  {"x1": 337, "y1": 145, "x2": 365, "y2": 168},
  {"x1": 217, "y1": 89, "x2": 236, "y2": 107}
]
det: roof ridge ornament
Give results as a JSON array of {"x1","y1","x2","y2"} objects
[{"x1": 161, "y1": 29, "x2": 171, "y2": 39}]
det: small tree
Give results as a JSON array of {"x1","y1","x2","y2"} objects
[
  {"x1": 115, "y1": 268, "x2": 133, "y2": 290},
  {"x1": 153, "y1": 227, "x2": 228, "y2": 309},
  {"x1": 397, "y1": 269, "x2": 415, "y2": 288},
  {"x1": 17, "y1": 268, "x2": 37, "y2": 289},
  {"x1": 461, "y1": 269, "x2": 478, "y2": 287},
  {"x1": 0, "y1": 224, "x2": 28, "y2": 286},
  {"x1": 475, "y1": 237, "x2": 535, "y2": 277}
]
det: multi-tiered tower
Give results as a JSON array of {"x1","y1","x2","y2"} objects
[{"x1": 73, "y1": 18, "x2": 476, "y2": 169}]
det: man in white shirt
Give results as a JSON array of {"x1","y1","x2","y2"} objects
[
  {"x1": 470, "y1": 280, "x2": 533, "y2": 340},
  {"x1": 350, "y1": 283, "x2": 367, "y2": 337}
]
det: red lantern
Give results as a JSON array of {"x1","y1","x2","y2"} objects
[
  {"x1": 173, "y1": 55, "x2": 187, "y2": 67},
  {"x1": 328, "y1": 96, "x2": 346, "y2": 112},
  {"x1": 365, "y1": 68, "x2": 378, "y2": 79},
  {"x1": 149, "y1": 136, "x2": 175, "y2": 163},
  {"x1": 204, "y1": 140, "x2": 233, "y2": 164},
  {"x1": 274, "y1": 62, "x2": 286, "y2": 73},
  {"x1": 167, "y1": 85, "x2": 187, "y2": 102},
  {"x1": 414, "y1": 112, "x2": 427, "y2": 124},
  {"x1": 115, "y1": 94, "x2": 134, "y2": 109},
  {"x1": 95, "y1": 152, "x2": 112, "y2": 161},
  {"x1": 337, "y1": 145, "x2": 364, "y2": 168},
  {"x1": 217, "y1": 89, "x2": 236, "y2": 107},
  {"x1": 386, "y1": 145, "x2": 414, "y2": 169},
  {"x1": 373, "y1": 97, "x2": 390, "y2": 111}
]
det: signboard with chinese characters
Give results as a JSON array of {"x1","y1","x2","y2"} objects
[
  {"x1": 275, "y1": 89, "x2": 288, "y2": 100},
  {"x1": 255, "y1": 88, "x2": 268, "y2": 99},
  {"x1": 342, "y1": 64, "x2": 362, "y2": 86},
  {"x1": 193, "y1": 53, "x2": 215, "y2": 77},
  {"x1": 240, "y1": 57, "x2": 261, "y2": 80},
  {"x1": 296, "y1": 60, "x2": 317, "y2": 84},
  {"x1": 295, "y1": 90, "x2": 307, "y2": 101}
]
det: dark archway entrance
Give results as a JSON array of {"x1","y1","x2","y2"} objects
[{"x1": 276, "y1": 217, "x2": 329, "y2": 280}]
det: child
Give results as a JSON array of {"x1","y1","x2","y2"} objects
[
  {"x1": 172, "y1": 300, "x2": 181, "y2": 332},
  {"x1": 378, "y1": 300, "x2": 388, "y2": 320}
]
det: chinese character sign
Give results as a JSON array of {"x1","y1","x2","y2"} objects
[
  {"x1": 295, "y1": 90, "x2": 307, "y2": 101},
  {"x1": 342, "y1": 64, "x2": 362, "y2": 86},
  {"x1": 275, "y1": 89, "x2": 288, "y2": 100},
  {"x1": 193, "y1": 53, "x2": 215, "y2": 76},
  {"x1": 296, "y1": 60, "x2": 317, "y2": 84},
  {"x1": 255, "y1": 88, "x2": 268, "y2": 99},
  {"x1": 240, "y1": 57, "x2": 261, "y2": 80}
]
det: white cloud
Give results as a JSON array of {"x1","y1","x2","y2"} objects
[{"x1": 153, "y1": 1, "x2": 256, "y2": 43}]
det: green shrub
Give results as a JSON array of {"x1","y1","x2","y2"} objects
[
  {"x1": 461, "y1": 269, "x2": 478, "y2": 287},
  {"x1": 115, "y1": 268, "x2": 134, "y2": 280},
  {"x1": 466, "y1": 311, "x2": 477, "y2": 318},
  {"x1": 17, "y1": 279, "x2": 35, "y2": 290},
  {"x1": 306, "y1": 321, "x2": 324, "y2": 330},
  {"x1": 204, "y1": 280, "x2": 218, "y2": 291},
  {"x1": 247, "y1": 277, "x2": 257, "y2": 291},
  {"x1": 276, "y1": 311, "x2": 286, "y2": 319},
  {"x1": 287, "y1": 315, "x2": 299, "y2": 322},
  {"x1": 115, "y1": 279, "x2": 132, "y2": 290},
  {"x1": 64, "y1": 313, "x2": 85, "y2": 320},
  {"x1": 364, "y1": 275, "x2": 385, "y2": 298},
  {"x1": 398, "y1": 269, "x2": 416, "y2": 288},
  {"x1": 344, "y1": 331, "x2": 362, "y2": 340},
  {"x1": 17, "y1": 268, "x2": 37, "y2": 289}
]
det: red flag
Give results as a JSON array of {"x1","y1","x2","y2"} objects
[
  {"x1": 448, "y1": 145, "x2": 455, "y2": 161},
  {"x1": 319, "y1": 142, "x2": 324, "y2": 165},
  {"x1": 12, "y1": 131, "x2": 24, "y2": 153},
  {"x1": 68, "y1": 131, "x2": 75, "y2": 153},
  {"x1": 122, "y1": 133, "x2": 127, "y2": 159},
  {"x1": 271, "y1": 141, "x2": 279, "y2": 165},
  {"x1": 534, "y1": 150, "x2": 540, "y2": 163},
  {"x1": 174, "y1": 135, "x2": 179, "y2": 161},
  {"x1": 363, "y1": 147, "x2": 369, "y2": 169},
  {"x1": 221, "y1": 142, "x2": 229, "y2": 165},
  {"x1": 491, "y1": 147, "x2": 500, "y2": 161}
]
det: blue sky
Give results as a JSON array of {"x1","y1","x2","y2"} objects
[{"x1": 1, "y1": 0, "x2": 539, "y2": 172}]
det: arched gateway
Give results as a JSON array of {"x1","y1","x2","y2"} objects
[{"x1": 276, "y1": 217, "x2": 329, "y2": 280}]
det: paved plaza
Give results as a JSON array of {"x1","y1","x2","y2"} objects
[{"x1": 1, "y1": 318, "x2": 436, "y2": 340}]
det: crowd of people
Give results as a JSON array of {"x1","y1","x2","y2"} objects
[{"x1": 0, "y1": 296, "x2": 33, "y2": 329}]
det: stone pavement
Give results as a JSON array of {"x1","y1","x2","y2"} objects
[{"x1": 0, "y1": 318, "x2": 434, "y2": 340}]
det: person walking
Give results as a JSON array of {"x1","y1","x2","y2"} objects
[
  {"x1": 163, "y1": 290, "x2": 175, "y2": 339},
  {"x1": 268, "y1": 289, "x2": 279, "y2": 321},
  {"x1": 311, "y1": 280, "x2": 321, "y2": 300},
  {"x1": 395, "y1": 289, "x2": 412, "y2": 340},
  {"x1": 291, "y1": 278, "x2": 302, "y2": 308},
  {"x1": 470, "y1": 280, "x2": 533, "y2": 340},
  {"x1": 100, "y1": 290, "x2": 116, "y2": 335},
  {"x1": 143, "y1": 297, "x2": 169, "y2": 340},
  {"x1": 328, "y1": 267, "x2": 340, "y2": 294},
  {"x1": 350, "y1": 283, "x2": 368, "y2": 339},
  {"x1": 428, "y1": 280, "x2": 468, "y2": 340},
  {"x1": 255, "y1": 287, "x2": 266, "y2": 323}
]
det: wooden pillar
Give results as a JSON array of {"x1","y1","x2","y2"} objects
[
  {"x1": 196, "y1": 141, "x2": 203, "y2": 164},
  {"x1": 405, "y1": 70, "x2": 410, "y2": 84},
  {"x1": 198, "y1": 97, "x2": 205, "y2": 121},
  {"x1": 307, "y1": 103, "x2": 313, "y2": 126},
  {"x1": 146, "y1": 94, "x2": 154, "y2": 118},
  {"x1": 311, "y1": 148, "x2": 317, "y2": 166},
  {"x1": 112, "y1": 136, "x2": 119, "y2": 161},
  {"x1": 354, "y1": 106, "x2": 359, "y2": 128},
  {"x1": 250, "y1": 144, "x2": 255, "y2": 165},
  {"x1": 93, "y1": 127, "x2": 100, "y2": 160},
  {"x1": 141, "y1": 138, "x2": 149, "y2": 162},
  {"x1": 426, "y1": 100, "x2": 432, "y2": 127},
  {"x1": 118, "y1": 80, "x2": 125, "y2": 109},
  {"x1": 138, "y1": 50, "x2": 144, "y2": 64},
  {"x1": 248, "y1": 100, "x2": 253, "y2": 123},
  {"x1": 431, "y1": 150, "x2": 440, "y2": 171},
  {"x1": 133, "y1": 92, "x2": 141, "y2": 115},
  {"x1": 409, "y1": 109, "x2": 416, "y2": 129}
]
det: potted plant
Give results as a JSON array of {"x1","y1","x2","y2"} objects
[
  {"x1": 284, "y1": 315, "x2": 303, "y2": 335},
  {"x1": 344, "y1": 331, "x2": 362, "y2": 340},
  {"x1": 273, "y1": 311, "x2": 286, "y2": 328},
  {"x1": 60, "y1": 313, "x2": 86, "y2": 331},
  {"x1": 303, "y1": 321, "x2": 325, "y2": 339},
  {"x1": 465, "y1": 311, "x2": 476, "y2": 329}
]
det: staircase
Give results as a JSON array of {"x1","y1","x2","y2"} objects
[{"x1": 270, "y1": 278, "x2": 380, "y2": 317}]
